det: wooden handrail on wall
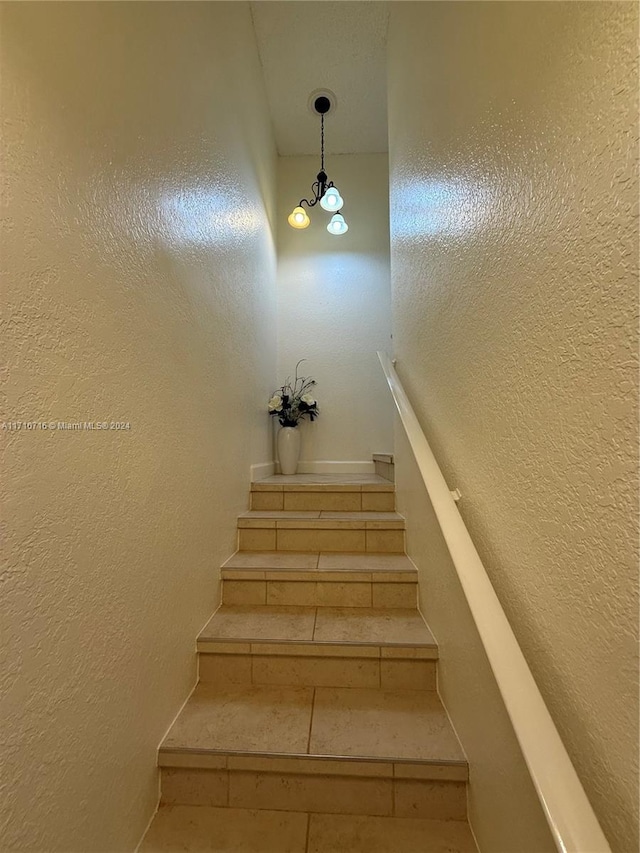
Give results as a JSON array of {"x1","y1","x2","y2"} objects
[{"x1": 377, "y1": 350, "x2": 610, "y2": 853}]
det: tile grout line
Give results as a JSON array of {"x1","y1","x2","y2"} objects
[
  {"x1": 306, "y1": 687, "x2": 316, "y2": 755},
  {"x1": 391, "y1": 764, "x2": 396, "y2": 817},
  {"x1": 311, "y1": 606, "x2": 319, "y2": 641},
  {"x1": 304, "y1": 811, "x2": 311, "y2": 853}
]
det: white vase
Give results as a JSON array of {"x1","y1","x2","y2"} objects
[{"x1": 277, "y1": 426, "x2": 301, "y2": 475}]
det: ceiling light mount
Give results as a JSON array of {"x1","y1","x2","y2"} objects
[
  {"x1": 314, "y1": 96, "x2": 331, "y2": 115},
  {"x1": 289, "y1": 91, "x2": 348, "y2": 236},
  {"x1": 307, "y1": 88, "x2": 337, "y2": 117}
]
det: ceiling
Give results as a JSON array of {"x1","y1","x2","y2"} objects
[{"x1": 250, "y1": 2, "x2": 389, "y2": 156}]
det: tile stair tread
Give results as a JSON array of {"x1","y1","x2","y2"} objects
[
  {"x1": 140, "y1": 805, "x2": 478, "y2": 853},
  {"x1": 223, "y1": 551, "x2": 321, "y2": 570},
  {"x1": 222, "y1": 552, "x2": 416, "y2": 572},
  {"x1": 198, "y1": 605, "x2": 436, "y2": 648},
  {"x1": 160, "y1": 684, "x2": 466, "y2": 767}
]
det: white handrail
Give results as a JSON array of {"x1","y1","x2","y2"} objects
[{"x1": 377, "y1": 351, "x2": 610, "y2": 853}]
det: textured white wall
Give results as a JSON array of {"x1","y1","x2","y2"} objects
[
  {"x1": 0, "y1": 3, "x2": 276, "y2": 850},
  {"x1": 388, "y1": 3, "x2": 638, "y2": 851},
  {"x1": 276, "y1": 154, "x2": 393, "y2": 468},
  {"x1": 395, "y1": 428, "x2": 556, "y2": 853}
]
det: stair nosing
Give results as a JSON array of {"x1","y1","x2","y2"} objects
[
  {"x1": 158, "y1": 746, "x2": 468, "y2": 772},
  {"x1": 237, "y1": 512, "x2": 405, "y2": 531},
  {"x1": 159, "y1": 745, "x2": 467, "y2": 765},
  {"x1": 239, "y1": 511, "x2": 404, "y2": 517},
  {"x1": 221, "y1": 570, "x2": 417, "y2": 583},
  {"x1": 251, "y1": 483, "x2": 395, "y2": 493},
  {"x1": 221, "y1": 552, "x2": 417, "y2": 569},
  {"x1": 196, "y1": 638, "x2": 438, "y2": 660},
  {"x1": 197, "y1": 637, "x2": 436, "y2": 648}
]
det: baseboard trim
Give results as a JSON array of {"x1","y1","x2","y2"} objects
[
  {"x1": 281, "y1": 460, "x2": 376, "y2": 475},
  {"x1": 250, "y1": 461, "x2": 276, "y2": 481},
  {"x1": 252, "y1": 460, "x2": 377, "y2": 479}
]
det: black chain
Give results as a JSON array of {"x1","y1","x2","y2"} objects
[{"x1": 320, "y1": 113, "x2": 325, "y2": 172}]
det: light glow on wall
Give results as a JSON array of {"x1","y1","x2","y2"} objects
[
  {"x1": 160, "y1": 186, "x2": 262, "y2": 246},
  {"x1": 392, "y1": 174, "x2": 498, "y2": 240}
]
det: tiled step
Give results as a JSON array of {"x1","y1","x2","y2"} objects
[
  {"x1": 197, "y1": 605, "x2": 438, "y2": 689},
  {"x1": 221, "y1": 552, "x2": 418, "y2": 608},
  {"x1": 140, "y1": 804, "x2": 478, "y2": 853},
  {"x1": 238, "y1": 510, "x2": 405, "y2": 553},
  {"x1": 158, "y1": 684, "x2": 468, "y2": 818},
  {"x1": 251, "y1": 474, "x2": 394, "y2": 512}
]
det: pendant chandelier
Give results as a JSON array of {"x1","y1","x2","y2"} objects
[{"x1": 288, "y1": 93, "x2": 348, "y2": 235}]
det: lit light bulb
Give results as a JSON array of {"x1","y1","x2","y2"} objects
[
  {"x1": 287, "y1": 206, "x2": 310, "y2": 229},
  {"x1": 320, "y1": 186, "x2": 344, "y2": 212},
  {"x1": 327, "y1": 213, "x2": 348, "y2": 235}
]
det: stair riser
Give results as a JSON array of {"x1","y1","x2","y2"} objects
[
  {"x1": 251, "y1": 492, "x2": 396, "y2": 512},
  {"x1": 222, "y1": 579, "x2": 417, "y2": 608},
  {"x1": 160, "y1": 768, "x2": 467, "y2": 821},
  {"x1": 238, "y1": 529, "x2": 405, "y2": 553},
  {"x1": 374, "y1": 459, "x2": 395, "y2": 481},
  {"x1": 198, "y1": 653, "x2": 436, "y2": 690}
]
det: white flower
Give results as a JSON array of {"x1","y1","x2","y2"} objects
[
  {"x1": 268, "y1": 394, "x2": 283, "y2": 412},
  {"x1": 301, "y1": 393, "x2": 316, "y2": 406}
]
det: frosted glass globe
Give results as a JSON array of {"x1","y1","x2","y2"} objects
[
  {"x1": 320, "y1": 186, "x2": 343, "y2": 212},
  {"x1": 327, "y1": 213, "x2": 348, "y2": 235}
]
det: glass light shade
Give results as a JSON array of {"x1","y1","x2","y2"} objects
[
  {"x1": 320, "y1": 186, "x2": 343, "y2": 211},
  {"x1": 327, "y1": 213, "x2": 348, "y2": 235},
  {"x1": 287, "y1": 206, "x2": 310, "y2": 229}
]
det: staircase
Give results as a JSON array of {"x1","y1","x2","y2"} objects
[{"x1": 140, "y1": 475, "x2": 478, "y2": 852}]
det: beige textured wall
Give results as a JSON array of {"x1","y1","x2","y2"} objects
[
  {"x1": 395, "y1": 429, "x2": 556, "y2": 853},
  {"x1": 0, "y1": 3, "x2": 276, "y2": 851},
  {"x1": 388, "y1": 3, "x2": 638, "y2": 852},
  {"x1": 276, "y1": 154, "x2": 393, "y2": 468}
]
